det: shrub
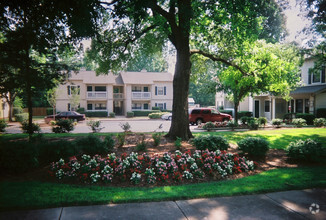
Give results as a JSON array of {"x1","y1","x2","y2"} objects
[
  {"x1": 202, "y1": 121, "x2": 215, "y2": 131},
  {"x1": 258, "y1": 117, "x2": 267, "y2": 126},
  {"x1": 238, "y1": 111, "x2": 253, "y2": 118},
  {"x1": 76, "y1": 134, "x2": 109, "y2": 155},
  {"x1": 52, "y1": 119, "x2": 75, "y2": 133},
  {"x1": 127, "y1": 111, "x2": 134, "y2": 118},
  {"x1": 109, "y1": 112, "x2": 116, "y2": 118},
  {"x1": 13, "y1": 107, "x2": 23, "y2": 116},
  {"x1": 175, "y1": 137, "x2": 182, "y2": 150},
  {"x1": 15, "y1": 113, "x2": 28, "y2": 122},
  {"x1": 296, "y1": 113, "x2": 315, "y2": 125},
  {"x1": 119, "y1": 122, "x2": 131, "y2": 132},
  {"x1": 85, "y1": 111, "x2": 108, "y2": 117},
  {"x1": 271, "y1": 118, "x2": 283, "y2": 127},
  {"x1": 76, "y1": 108, "x2": 85, "y2": 114},
  {"x1": 193, "y1": 135, "x2": 229, "y2": 151},
  {"x1": 292, "y1": 118, "x2": 307, "y2": 127},
  {"x1": 248, "y1": 118, "x2": 259, "y2": 130},
  {"x1": 0, "y1": 141, "x2": 39, "y2": 174},
  {"x1": 227, "y1": 120, "x2": 238, "y2": 130},
  {"x1": 136, "y1": 134, "x2": 147, "y2": 151},
  {"x1": 38, "y1": 140, "x2": 77, "y2": 165},
  {"x1": 87, "y1": 120, "x2": 104, "y2": 133},
  {"x1": 133, "y1": 110, "x2": 160, "y2": 116},
  {"x1": 287, "y1": 139, "x2": 326, "y2": 163},
  {"x1": 0, "y1": 120, "x2": 8, "y2": 132},
  {"x1": 237, "y1": 137, "x2": 269, "y2": 158},
  {"x1": 148, "y1": 112, "x2": 167, "y2": 119},
  {"x1": 46, "y1": 108, "x2": 54, "y2": 115},
  {"x1": 152, "y1": 133, "x2": 163, "y2": 146},
  {"x1": 314, "y1": 118, "x2": 326, "y2": 127},
  {"x1": 116, "y1": 133, "x2": 126, "y2": 147},
  {"x1": 240, "y1": 116, "x2": 255, "y2": 125},
  {"x1": 152, "y1": 107, "x2": 160, "y2": 110},
  {"x1": 283, "y1": 113, "x2": 296, "y2": 124},
  {"x1": 105, "y1": 135, "x2": 115, "y2": 151},
  {"x1": 21, "y1": 121, "x2": 41, "y2": 134},
  {"x1": 316, "y1": 108, "x2": 326, "y2": 118}
]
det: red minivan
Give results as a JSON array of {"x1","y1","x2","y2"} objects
[{"x1": 189, "y1": 108, "x2": 232, "y2": 125}]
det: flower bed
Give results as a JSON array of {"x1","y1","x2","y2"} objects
[{"x1": 49, "y1": 150, "x2": 256, "y2": 185}]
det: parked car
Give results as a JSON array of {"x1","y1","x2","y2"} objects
[
  {"x1": 189, "y1": 108, "x2": 232, "y2": 125},
  {"x1": 161, "y1": 113, "x2": 172, "y2": 120},
  {"x1": 44, "y1": 111, "x2": 86, "y2": 123}
]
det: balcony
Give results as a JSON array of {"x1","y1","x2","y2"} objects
[
  {"x1": 87, "y1": 92, "x2": 107, "y2": 99},
  {"x1": 113, "y1": 93, "x2": 124, "y2": 99},
  {"x1": 132, "y1": 92, "x2": 151, "y2": 100}
]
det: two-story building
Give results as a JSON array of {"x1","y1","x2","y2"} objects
[
  {"x1": 56, "y1": 69, "x2": 173, "y2": 116},
  {"x1": 215, "y1": 58, "x2": 326, "y2": 120}
]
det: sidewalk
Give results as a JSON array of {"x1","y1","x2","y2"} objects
[{"x1": 1, "y1": 189, "x2": 325, "y2": 220}]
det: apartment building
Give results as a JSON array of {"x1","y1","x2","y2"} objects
[
  {"x1": 215, "y1": 58, "x2": 326, "y2": 120},
  {"x1": 56, "y1": 70, "x2": 173, "y2": 116}
]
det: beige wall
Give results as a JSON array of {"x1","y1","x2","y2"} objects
[{"x1": 300, "y1": 59, "x2": 314, "y2": 86}]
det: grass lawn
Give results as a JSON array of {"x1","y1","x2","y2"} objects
[
  {"x1": 196, "y1": 128, "x2": 326, "y2": 149},
  {"x1": 1, "y1": 166, "x2": 325, "y2": 211}
]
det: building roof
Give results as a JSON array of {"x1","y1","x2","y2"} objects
[
  {"x1": 120, "y1": 71, "x2": 173, "y2": 84},
  {"x1": 290, "y1": 85, "x2": 326, "y2": 95},
  {"x1": 69, "y1": 70, "x2": 118, "y2": 84}
]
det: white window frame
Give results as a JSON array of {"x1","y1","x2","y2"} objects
[{"x1": 157, "y1": 87, "x2": 164, "y2": 95}]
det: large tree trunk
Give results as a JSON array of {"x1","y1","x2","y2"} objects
[
  {"x1": 234, "y1": 102, "x2": 239, "y2": 124},
  {"x1": 166, "y1": 45, "x2": 193, "y2": 140},
  {"x1": 8, "y1": 101, "x2": 13, "y2": 122}
]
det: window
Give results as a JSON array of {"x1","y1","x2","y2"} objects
[
  {"x1": 305, "y1": 99, "x2": 309, "y2": 113},
  {"x1": 132, "y1": 86, "x2": 141, "y2": 92},
  {"x1": 132, "y1": 103, "x2": 142, "y2": 110},
  {"x1": 155, "y1": 103, "x2": 166, "y2": 110},
  {"x1": 295, "y1": 99, "x2": 303, "y2": 113},
  {"x1": 95, "y1": 86, "x2": 106, "y2": 91},
  {"x1": 313, "y1": 72, "x2": 321, "y2": 83},
  {"x1": 87, "y1": 86, "x2": 92, "y2": 92},
  {"x1": 67, "y1": 103, "x2": 71, "y2": 111},
  {"x1": 155, "y1": 86, "x2": 166, "y2": 95},
  {"x1": 309, "y1": 66, "x2": 326, "y2": 84},
  {"x1": 265, "y1": 100, "x2": 270, "y2": 112},
  {"x1": 95, "y1": 103, "x2": 106, "y2": 110},
  {"x1": 87, "y1": 104, "x2": 93, "y2": 111},
  {"x1": 143, "y1": 87, "x2": 149, "y2": 92},
  {"x1": 143, "y1": 103, "x2": 149, "y2": 110},
  {"x1": 191, "y1": 109, "x2": 201, "y2": 114},
  {"x1": 67, "y1": 85, "x2": 80, "y2": 95},
  {"x1": 202, "y1": 110, "x2": 211, "y2": 114}
]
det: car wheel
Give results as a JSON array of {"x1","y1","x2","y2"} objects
[
  {"x1": 196, "y1": 118, "x2": 203, "y2": 125},
  {"x1": 168, "y1": 116, "x2": 172, "y2": 121}
]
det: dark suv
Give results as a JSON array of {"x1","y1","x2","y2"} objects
[{"x1": 189, "y1": 108, "x2": 232, "y2": 125}]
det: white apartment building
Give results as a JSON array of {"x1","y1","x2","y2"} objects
[
  {"x1": 56, "y1": 70, "x2": 173, "y2": 116},
  {"x1": 215, "y1": 58, "x2": 326, "y2": 120}
]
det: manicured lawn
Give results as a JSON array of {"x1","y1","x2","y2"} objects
[
  {"x1": 197, "y1": 128, "x2": 326, "y2": 149},
  {"x1": 1, "y1": 166, "x2": 325, "y2": 211}
]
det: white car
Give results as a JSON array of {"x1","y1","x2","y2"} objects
[{"x1": 161, "y1": 113, "x2": 172, "y2": 120}]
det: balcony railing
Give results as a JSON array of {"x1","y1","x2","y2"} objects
[
  {"x1": 113, "y1": 93, "x2": 124, "y2": 99},
  {"x1": 87, "y1": 92, "x2": 107, "y2": 99},
  {"x1": 132, "y1": 92, "x2": 151, "y2": 100}
]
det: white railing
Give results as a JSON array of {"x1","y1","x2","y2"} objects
[
  {"x1": 132, "y1": 92, "x2": 151, "y2": 100},
  {"x1": 113, "y1": 93, "x2": 124, "y2": 99},
  {"x1": 87, "y1": 92, "x2": 107, "y2": 99}
]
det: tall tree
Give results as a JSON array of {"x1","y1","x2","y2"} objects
[
  {"x1": 0, "y1": 0, "x2": 102, "y2": 136},
  {"x1": 89, "y1": 0, "x2": 286, "y2": 140}
]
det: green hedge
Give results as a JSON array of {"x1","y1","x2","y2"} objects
[
  {"x1": 13, "y1": 107, "x2": 23, "y2": 116},
  {"x1": 296, "y1": 113, "x2": 315, "y2": 125},
  {"x1": 316, "y1": 108, "x2": 326, "y2": 118},
  {"x1": 238, "y1": 111, "x2": 253, "y2": 118},
  {"x1": 77, "y1": 108, "x2": 85, "y2": 114},
  {"x1": 15, "y1": 113, "x2": 28, "y2": 122},
  {"x1": 46, "y1": 108, "x2": 54, "y2": 115},
  {"x1": 85, "y1": 111, "x2": 108, "y2": 117},
  {"x1": 133, "y1": 110, "x2": 160, "y2": 116},
  {"x1": 127, "y1": 112, "x2": 134, "y2": 118}
]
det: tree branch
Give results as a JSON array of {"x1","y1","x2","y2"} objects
[{"x1": 190, "y1": 49, "x2": 247, "y2": 76}]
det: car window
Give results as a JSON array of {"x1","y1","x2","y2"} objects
[
  {"x1": 67, "y1": 112, "x2": 73, "y2": 116},
  {"x1": 211, "y1": 109, "x2": 219, "y2": 114},
  {"x1": 202, "y1": 110, "x2": 210, "y2": 114},
  {"x1": 191, "y1": 109, "x2": 201, "y2": 114},
  {"x1": 59, "y1": 112, "x2": 67, "y2": 116}
]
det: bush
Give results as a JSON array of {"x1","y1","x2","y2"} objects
[
  {"x1": 15, "y1": 113, "x2": 28, "y2": 122},
  {"x1": 21, "y1": 121, "x2": 41, "y2": 134},
  {"x1": 227, "y1": 120, "x2": 238, "y2": 130},
  {"x1": 283, "y1": 113, "x2": 296, "y2": 124},
  {"x1": 133, "y1": 110, "x2": 160, "y2": 116},
  {"x1": 136, "y1": 134, "x2": 147, "y2": 151},
  {"x1": 76, "y1": 134, "x2": 109, "y2": 156},
  {"x1": 219, "y1": 110, "x2": 233, "y2": 116},
  {"x1": 258, "y1": 117, "x2": 267, "y2": 126},
  {"x1": 119, "y1": 122, "x2": 131, "y2": 132},
  {"x1": 77, "y1": 108, "x2": 85, "y2": 114},
  {"x1": 116, "y1": 133, "x2": 126, "y2": 147},
  {"x1": 38, "y1": 140, "x2": 77, "y2": 165},
  {"x1": 46, "y1": 108, "x2": 54, "y2": 115},
  {"x1": 148, "y1": 112, "x2": 168, "y2": 119},
  {"x1": 0, "y1": 120, "x2": 8, "y2": 132},
  {"x1": 292, "y1": 118, "x2": 307, "y2": 127},
  {"x1": 175, "y1": 137, "x2": 182, "y2": 150},
  {"x1": 152, "y1": 107, "x2": 160, "y2": 110},
  {"x1": 105, "y1": 135, "x2": 115, "y2": 151},
  {"x1": 109, "y1": 112, "x2": 116, "y2": 118},
  {"x1": 314, "y1": 118, "x2": 326, "y2": 127},
  {"x1": 240, "y1": 116, "x2": 254, "y2": 125},
  {"x1": 85, "y1": 111, "x2": 108, "y2": 117},
  {"x1": 152, "y1": 133, "x2": 163, "y2": 146},
  {"x1": 127, "y1": 111, "x2": 134, "y2": 118},
  {"x1": 296, "y1": 113, "x2": 315, "y2": 125},
  {"x1": 87, "y1": 120, "x2": 104, "y2": 133},
  {"x1": 287, "y1": 139, "x2": 326, "y2": 163},
  {"x1": 316, "y1": 108, "x2": 326, "y2": 118},
  {"x1": 238, "y1": 111, "x2": 253, "y2": 118},
  {"x1": 202, "y1": 121, "x2": 216, "y2": 131},
  {"x1": 0, "y1": 141, "x2": 39, "y2": 174},
  {"x1": 13, "y1": 107, "x2": 23, "y2": 116},
  {"x1": 237, "y1": 137, "x2": 269, "y2": 158},
  {"x1": 248, "y1": 118, "x2": 259, "y2": 130},
  {"x1": 271, "y1": 118, "x2": 283, "y2": 127},
  {"x1": 52, "y1": 119, "x2": 75, "y2": 133},
  {"x1": 193, "y1": 135, "x2": 229, "y2": 151}
]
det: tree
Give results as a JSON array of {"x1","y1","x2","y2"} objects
[
  {"x1": 46, "y1": 87, "x2": 59, "y2": 120},
  {"x1": 0, "y1": 0, "x2": 102, "y2": 136},
  {"x1": 213, "y1": 40, "x2": 302, "y2": 122},
  {"x1": 69, "y1": 87, "x2": 80, "y2": 112},
  {"x1": 89, "y1": 0, "x2": 286, "y2": 140}
]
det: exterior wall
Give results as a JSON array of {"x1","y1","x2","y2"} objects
[
  {"x1": 125, "y1": 85, "x2": 132, "y2": 113},
  {"x1": 300, "y1": 59, "x2": 314, "y2": 86},
  {"x1": 316, "y1": 92, "x2": 326, "y2": 109},
  {"x1": 0, "y1": 98, "x2": 9, "y2": 119},
  {"x1": 239, "y1": 97, "x2": 250, "y2": 111},
  {"x1": 151, "y1": 82, "x2": 173, "y2": 111}
]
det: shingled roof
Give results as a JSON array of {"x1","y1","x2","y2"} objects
[{"x1": 290, "y1": 85, "x2": 326, "y2": 95}]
